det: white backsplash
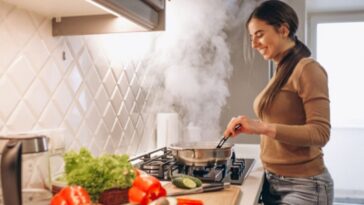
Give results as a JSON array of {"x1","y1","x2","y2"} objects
[{"x1": 0, "y1": 0, "x2": 157, "y2": 175}]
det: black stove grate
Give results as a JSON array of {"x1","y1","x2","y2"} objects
[{"x1": 129, "y1": 147, "x2": 255, "y2": 185}]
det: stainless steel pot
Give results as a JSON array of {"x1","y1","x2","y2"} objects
[{"x1": 169, "y1": 142, "x2": 234, "y2": 166}]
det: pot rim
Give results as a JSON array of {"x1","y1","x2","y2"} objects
[{"x1": 168, "y1": 141, "x2": 234, "y2": 150}]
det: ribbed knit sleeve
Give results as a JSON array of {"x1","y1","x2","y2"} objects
[{"x1": 274, "y1": 62, "x2": 331, "y2": 146}]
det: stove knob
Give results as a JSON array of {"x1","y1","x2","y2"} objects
[{"x1": 230, "y1": 167, "x2": 241, "y2": 180}]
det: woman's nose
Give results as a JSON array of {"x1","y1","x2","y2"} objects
[{"x1": 251, "y1": 38, "x2": 259, "y2": 48}]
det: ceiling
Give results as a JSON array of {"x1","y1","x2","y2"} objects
[{"x1": 306, "y1": 0, "x2": 364, "y2": 13}]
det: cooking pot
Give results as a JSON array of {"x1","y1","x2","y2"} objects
[{"x1": 169, "y1": 142, "x2": 234, "y2": 166}]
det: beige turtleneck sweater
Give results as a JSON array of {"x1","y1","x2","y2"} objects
[{"x1": 253, "y1": 57, "x2": 330, "y2": 177}]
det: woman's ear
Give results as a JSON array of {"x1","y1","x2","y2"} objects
[{"x1": 279, "y1": 23, "x2": 290, "y2": 38}]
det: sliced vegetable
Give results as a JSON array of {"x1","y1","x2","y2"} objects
[
  {"x1": 128, "y1": 175, "x2": 166, "y2": 205},
  {"x1": 172, "y1": 175, "x2": 202, "y2": 189},
  {"x1": 177, "y1": 197, "x2": 204, "y2": 205},
  {"x1": 50, "y1": 186, "x2": 91, "y2": 205},
  {"x1": 172, "y1": 177, "x2": 196, "y2": 189}
]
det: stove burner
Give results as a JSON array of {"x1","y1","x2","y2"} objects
[
  {"x1": 129, "y1": 147, "x2": 255, "y2": 185},
  {"x1": 142, "y1": 161, "x2": 166, "y2": 170}
]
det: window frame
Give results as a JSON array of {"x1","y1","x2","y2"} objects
[{"x1": 308, "y1": 11, "x2": 364, "y2": 58}]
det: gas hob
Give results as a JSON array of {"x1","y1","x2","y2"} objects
[{"x1": 129, "y1": 147, "x2": 255, "y2": 185}]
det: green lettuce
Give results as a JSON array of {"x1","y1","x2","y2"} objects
[{"x1": 64, "y1": 148, "x2": 135, "y2": 201}]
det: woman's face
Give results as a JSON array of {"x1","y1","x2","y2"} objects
[{"x1": 248, "y1": 18, "x2": 292, "y2": 63}]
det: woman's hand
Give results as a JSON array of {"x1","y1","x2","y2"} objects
[{"x1": 223, "y1": 115, "x2": 276, "y2": 138}]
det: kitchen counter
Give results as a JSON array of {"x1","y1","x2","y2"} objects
[{"x1": 233, "y1": 144, "x2": 264, "y2": 205}]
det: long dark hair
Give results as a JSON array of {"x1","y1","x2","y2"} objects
[{"x1": 247, "y1": 0, "x2": 311, "y2": 118}]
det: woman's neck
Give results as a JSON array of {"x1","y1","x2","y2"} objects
[{"x1": 273, "y1": 40, "x2": 296, "y2": 64}]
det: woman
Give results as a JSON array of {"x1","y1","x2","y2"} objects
[{"x1": 224, "y1": 0, "x2": 334, "y2": 204}]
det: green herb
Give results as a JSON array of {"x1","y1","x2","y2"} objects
[{"x1": 64, "y1": 148, "x2": 136, "y2": 202}]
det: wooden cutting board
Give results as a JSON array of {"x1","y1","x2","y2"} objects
[{"x1": 163, "y1": 182, "x2": 241, "y2": 205}]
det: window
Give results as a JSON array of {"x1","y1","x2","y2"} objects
[{"x1": 310, "y1": 12, "x2": 364, "y2": 203}]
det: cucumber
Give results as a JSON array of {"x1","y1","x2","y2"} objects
[
  {"x1": 172, "y1": 174, "x2": 203, "y2": 187},
  {"x1": 172, "y1": 177, "x2": 197, "y2": 189}
]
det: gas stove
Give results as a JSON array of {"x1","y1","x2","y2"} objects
[{"x1": 129, "y1": 147, "x2": 255, "y2": 185}]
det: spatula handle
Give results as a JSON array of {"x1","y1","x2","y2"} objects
[{"x1": 216, "y1": 124, "x2": 241, "y2": 148}]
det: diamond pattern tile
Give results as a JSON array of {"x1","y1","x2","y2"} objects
[
  {"x1": 84, "y1": 102, "x2": 102, "y2": 133},
  {"x1": 39, "y1": 58, "x2": 62, "y2": 93},
  {"x1": 23, "y1": 80, "x2": 50, "y2": 118},
  {"x1": 67, "y1": 64, "x2": 82, "y2": 94},
  {"x1": 53, "y1": 81, "x2": 73, "y2": 115},
  {"x1": 77, "y1": 122, "x2": 93, "y2": 148},
  {"x1": 103, "y1": 69, "x2": 117, "y2": 96},
  {"x1": 0, "y1": 23, "x2": 20, "y2": 69},
  {"x1": 94, "y1": 121, "x2": 109, "y2": 151},
  {"x1": 117, "y1": 102, "x2": 129, "y2": 128},
  {"x1": 77, "y1": 85, "x2": 93, "y2": 113},
  {"x1": 85, "y1": 65, "x2": 101, "y2": 96},
  {"x1": 0, "y1": 0, "x2": 156, "y2": 186},
  {"x1": 95, "y1": 86, "x2": 109, "y2": 114},
  {"x1": 65, "y1": 103, "x2": 82, "y2": 133},
  {"x1": 78, "y1": 48, "x2": 93, "y2": 76},
  {"x1": 124, "y1": 88, "x2": 135, "y2": 112},
  {"x1": 52, "y1": 39, "x2": 73, "y2": 74},
  {"x1": 0, "y1": 77, "x2": 21, "y2": 119},
  {"x1": 24, "y1": 32, "x2": 50, "y2": 72},
  {"x1": 110, "y1": 121, "x2": 123, "y2": 145},
  {"x1": 66, "y1": 36, "x2": 84, "y2": 57},
  {"x1": 28, "y1": 11, "x2": 45, "y2": 29},
  {"x1": 7, "y1": 101, "x2": 36, "y2": 132},
  {"x1": 110, "y1": 88, "x2": 123, "y2": 114},
  {"x1": 38, "y1": 102, "x2": 63, "y2": 128},
  {"x1": 3, "y1": 8, "x2": 36, "y2": 47},
  {"x1": 117, "y1": 71, "x2": 129, "y2": 95},
  {"x1": 6, "y1": 56, "x2": 36, "y2": 95},
  {"x1": 103, "y1": 103, "x2": 117, "y2": 131}
]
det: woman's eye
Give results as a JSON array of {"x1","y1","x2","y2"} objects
[{"x1": 256, "y1": 33, "x2": 263, "y2": 38}]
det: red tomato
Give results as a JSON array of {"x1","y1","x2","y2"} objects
[
  {"x1": 50, "y1": 194, "x2": 68, "y2": 205},
  {"x1": 61, "y1": 186, "x2": 91, "y2": 205},
  {"x1": 51, "y1": 186, "x2": 91, "y2": 205}
]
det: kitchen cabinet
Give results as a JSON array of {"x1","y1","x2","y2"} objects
[{"x1": 3, "y1": 0, "x2": 165, "y2": 36}]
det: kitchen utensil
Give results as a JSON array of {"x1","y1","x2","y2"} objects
[
  {"x1": 169, "y1": 142, "x2": 233, "y2": 166},
  {"x1": 0, "y1": 135, "x2": 52, "y2": 205},
  {"x1": 216, "y1": 124, "x2": 242, "y2": 149},
  {"x1": 167, "y1": 182, "x2": 229, "y2": 197}
]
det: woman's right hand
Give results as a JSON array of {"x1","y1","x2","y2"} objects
[{"x1": 224, "y1": 115, "x2": 276, "y2": 138}]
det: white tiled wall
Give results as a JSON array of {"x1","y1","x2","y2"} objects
[{"x1": 0, "y1": 0, "x2": 156, "y2": 165}]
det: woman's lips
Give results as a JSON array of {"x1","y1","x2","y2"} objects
[{"x1": 258, "y1": 48, "x2": 267, "y2": 55}]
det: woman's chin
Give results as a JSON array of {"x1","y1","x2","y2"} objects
[{"x1": 262, "y1": 55, "x2": 272, "y2": 60}]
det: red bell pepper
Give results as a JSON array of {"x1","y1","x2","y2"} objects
[
  {"x1": 128, "y1": 174, "x2": 166, "y2": 205},
  {"x1": 51, "y1": 186, "x2": 91, "y2": 205},
  {"x1": 177, "y1": 197, "x2": 204, "y2": 205}
]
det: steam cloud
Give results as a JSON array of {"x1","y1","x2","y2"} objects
[{"x1": 142, "y1": 0, "x2": 255, "y2": 141}]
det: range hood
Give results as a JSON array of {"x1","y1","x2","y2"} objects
[{"x1": 3, "y1": 0, "x2": 165, "y2": 36}]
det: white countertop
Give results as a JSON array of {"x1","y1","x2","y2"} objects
[{"x1": 233, "y1": 144, "x2": 264, "y2": 205}]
